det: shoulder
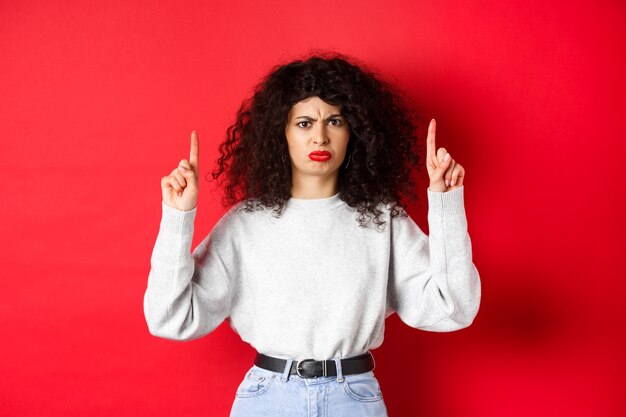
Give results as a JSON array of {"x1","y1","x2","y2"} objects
[
  {"x1": 211, "y1": 202, "x2": 246, "y2": 233},
  {"x1": 382, "y1": 202, "x2": 427, "y2": 244},
  {"x1": 210, "y1": 200, "x2": 273, "y2": 237}
]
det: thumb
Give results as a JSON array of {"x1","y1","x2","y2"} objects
[
  {"x1": 434, "y1": 152, "x2": 452, "y2": 177},
  {"x1": 178, "y1": 160, "x2": 198, "y2": 183}
]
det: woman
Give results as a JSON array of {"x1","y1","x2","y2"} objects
[{"x1": 143, "y1": 54, "x2": 481, "y2": 417}]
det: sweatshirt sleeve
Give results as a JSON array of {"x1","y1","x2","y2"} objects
[
  {"x1": 386, "y1": 185, "x2": 481, "y2": 331},
  {"x1": 143, "y1": 202, "x2": 233, "y2": 341}
]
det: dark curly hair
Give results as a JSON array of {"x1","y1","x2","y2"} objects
[{"x1": 208, "y1": 52, "x2": 423, "y2": 229}]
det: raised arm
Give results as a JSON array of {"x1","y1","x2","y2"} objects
[
  {"x1": 387, "y1": 186, "x2": 481, "y2": 331},
  {"x1": 386, "y1": 120, "x2": 480, "y2": 331},
  {"x1": 143, "y1": 131, "x2": 233, "y2": 341}
]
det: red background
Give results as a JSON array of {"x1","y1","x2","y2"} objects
[{"x1": 1, "y1": 1, "x2": 625, "y2": 416}]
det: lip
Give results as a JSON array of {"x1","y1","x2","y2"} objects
[{"x1": 309, "y1": 150, "x2": 331, "y2": 161}]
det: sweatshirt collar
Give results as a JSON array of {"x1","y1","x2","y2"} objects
[{"x1": 286, "y1": 192, "x2": 345, "y2": 210}]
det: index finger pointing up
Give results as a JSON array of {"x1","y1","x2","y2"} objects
[
  {"x1": 190, "y1": 130, "x2": 199, "y2": 173},
  {"x1": 426, "y1": 119, "x2": 436, "y2": 161}
]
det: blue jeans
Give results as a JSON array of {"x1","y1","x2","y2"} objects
[{"x1": 229, "y1": 354, "x2": 389, "y2": 417}]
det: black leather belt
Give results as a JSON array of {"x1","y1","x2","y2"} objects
[{"x1": 254, "y1": 351, "x2": 375, "y2": 379}]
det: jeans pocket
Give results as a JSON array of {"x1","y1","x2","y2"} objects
[
  {"x1": 235, "y1": 366, "x2": 277, "y2": 399},
  {"x1": 342, "y1": 371, "x2": 384, "y2": 402}
]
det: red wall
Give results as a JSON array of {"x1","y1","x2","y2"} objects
[{"x1": 1, "y1": 1, "x2": 624, "y2": 416}]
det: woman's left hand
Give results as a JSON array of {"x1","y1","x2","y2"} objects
[{"x1": 426, "y1": 119, "x2": 465, "y2": 193}]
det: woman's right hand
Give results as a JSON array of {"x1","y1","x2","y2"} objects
[{"x1": 161, "y1": 131, "x2": 199, "y2": 212}]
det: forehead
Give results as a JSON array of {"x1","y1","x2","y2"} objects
[{"x1": 289, "y1": 96, "x2": 342, "y2": 115}]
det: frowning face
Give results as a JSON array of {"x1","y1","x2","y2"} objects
[{"x1": 284, "y1": 96, "x2": 350, "y2": 183}]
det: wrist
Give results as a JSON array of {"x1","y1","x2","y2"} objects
[{"x1": 428, "y1": 185, "x2": 447, "y2": 193}]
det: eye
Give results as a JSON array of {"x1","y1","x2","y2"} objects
[
  {"x1": 297, "y1": 121, "x2": 311, "y2": 128},
  {"x1": 328, "y1": 118, "x2": 343, "y2": 126}
]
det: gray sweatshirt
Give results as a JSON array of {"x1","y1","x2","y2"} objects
[{"x1": 143, "y1": 185, "x2": 481, "y2": 361}]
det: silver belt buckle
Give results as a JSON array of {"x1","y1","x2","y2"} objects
[{"x1": 296, "y1": 359, "x2": 321, "y2": 378}]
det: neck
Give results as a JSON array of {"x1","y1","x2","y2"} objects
[{"x1": 290, "y1": 173, "x2": 338, "y2": 199}]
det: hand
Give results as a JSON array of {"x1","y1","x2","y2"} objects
[
  {"x1": 426, "y1": 119, "x2": 465, "y2": 193},
  {"x1": 161, "y1": 131, "x2": 200, "y2": 211}
]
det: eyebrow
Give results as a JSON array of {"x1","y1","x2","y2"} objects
[{"x1": 294, "y1": 114, "x2": 344, "y2": 121}]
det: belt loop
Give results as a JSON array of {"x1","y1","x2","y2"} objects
[
  {"x1": 334, "y1": 357, "x2": 344, "y2": 383},
  {"x1": 369, "y1": 350, "x2": 376, "y2": 372},
  {"x1": 281, "y1": 358, "x2": 294, "y2": 382}
]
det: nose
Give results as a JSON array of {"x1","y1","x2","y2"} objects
[{"x1": 313, "y1": 124, "x2": 329, "y2": 145}]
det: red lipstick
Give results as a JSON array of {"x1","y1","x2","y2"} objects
[{"x1": 309, "y1": 151, "x2": 331, "y2": 162}]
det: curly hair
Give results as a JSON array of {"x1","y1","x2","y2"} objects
[{"x1": 209, "y1": 52, "x2": 423, "y2": 229}]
